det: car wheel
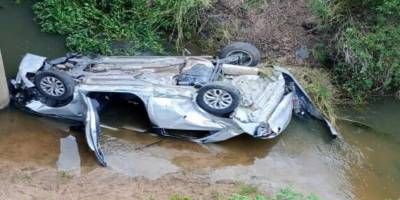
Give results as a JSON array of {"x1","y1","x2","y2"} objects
[
  {"x1": 34, "y1": 70, "x2": 75, "y2": 101},
  {"x1": 196, "y1": 83, "x2": 240, "y2": 117},
  {"x1": 219, "y1": 42, "x2": 261, "y2": 67}
]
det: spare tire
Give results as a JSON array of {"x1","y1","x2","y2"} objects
[
  {"x1": 196, "y1": 83, "x2": 240, "y2": 117},
  {"x1": 219, "y1": 42, "x2": 261, "y2": 67},
  {"x1": 34, "y1": 70, "x2": 75, "y2": 101}
]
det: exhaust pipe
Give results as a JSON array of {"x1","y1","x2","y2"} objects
[{"x1": 0, "y1": 49, "x2": 9, "y2": 109}]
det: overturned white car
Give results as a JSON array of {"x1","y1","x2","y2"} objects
[{"x1": 10, "y1": 42, "x2": 337, "y2": 166}]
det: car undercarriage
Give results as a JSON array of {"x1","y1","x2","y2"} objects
[{"x1": 9, "y1": 43, "x2": 338, "y2": 166}]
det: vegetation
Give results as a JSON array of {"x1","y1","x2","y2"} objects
[
  {"x1": 33, "y1": 0, "x2": 210, "y2": 55},
  {"x1": 169, "y1": 186, "x2": 320, "y2": 200},
  {"x1": 310, "y1": 0, "x2": 400, "y2": 102},
  {"x1": 169, "y1": 195, "x2": 191, "y2": 200},
  {"x1": 288, "y1": 67, "x2": 337, "y2": 124}
]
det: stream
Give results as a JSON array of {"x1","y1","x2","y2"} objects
[{"x1": 0, "y1": 1, "x2": 399, "y2": 200}]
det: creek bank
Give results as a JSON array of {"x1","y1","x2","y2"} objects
[
  {"x1": 308, "y1": 0, "x2": 400, "y2": 101},
  {"x1": 201, "y1": 0, "x2": 318, "y2": 66},
  {"x1": 0, "y1": 161, "x2": 239, "y2": 200}
]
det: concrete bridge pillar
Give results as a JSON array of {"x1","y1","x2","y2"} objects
[{"x1": 0, "y1": 49, "x2": 10, "y2": 109}]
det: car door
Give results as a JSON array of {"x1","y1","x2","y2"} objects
[{"x1": 80, "y1": 92, "x2": 107, "y2": 166}]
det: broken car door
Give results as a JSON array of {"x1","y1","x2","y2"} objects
[{"x1": 80, "y1": 92, "x2": 107, "y2": 166}]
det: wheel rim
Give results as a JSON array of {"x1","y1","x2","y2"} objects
[
  {"x1": 39, "y1": 76, "x2": 66, "y2": 97},
  {"x1": 203, "y1": 89, "x2": 233, "y2": 110},
  {"x1": 226, "y1": 50, "x2": 253, "y2": 66}
]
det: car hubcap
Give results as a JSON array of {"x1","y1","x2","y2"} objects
[
  {"x1": 40, "y1": 76, "x2": 65, "y2": 97},
  {"x1": 203, "y1": 89, "x2": 233, "y2": 109},
  {"x1": 226, "y1": 50, "x2": 253, "y2": 66}
]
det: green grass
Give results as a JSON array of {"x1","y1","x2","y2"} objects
[
  {"x1": 238, "y1": 184, "x2": 259, "y2": 196},
  {"x1": 309, "y1": 0, "x2": 332, "y2": 22},
  {"x1": 33, "y1": 0, "x2": 210, "y2": 55},
  {"x1": 228, "y1": 187, "x2": 320, "y2": 200},
  {"x1": 311, "y1": 43, "x2": 330, "y2": 66},
  {"x1": 169, "y1": 195, "x2": 192, "y2": 200},
  {"x1": 228, "y1": 186, "x2": 319, "y2": 200},
  {"x1": 291, "y1": 67, "x2": 337, "y2": 124},
  {"x1": 309, "y1": 0, "x2": 400, "y2": 102},
  {"x1": 168, "y1": 186, "x2": 320, "y2": 200}
]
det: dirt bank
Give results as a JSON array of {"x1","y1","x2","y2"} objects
[
  {"x1": 0, "y1": 161, "x2": 239, "y2": 200},
  {"x1": 205, "y1": 0, "x2": 317, "y2": 65}
]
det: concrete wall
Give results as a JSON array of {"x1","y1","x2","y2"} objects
[{"x1": 0, "y1": 49, "x2": 10, "y2": 109}]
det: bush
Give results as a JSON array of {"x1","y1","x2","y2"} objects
[
  {"x1": 310, "y1": 0, "x2": 400, "y2": 102},
  {"x1": 33, "y1": 0, "x2": 210, "y2": 55},
  {"x1": 336, "y1": 25, "x2": 400, "y2": 100}
]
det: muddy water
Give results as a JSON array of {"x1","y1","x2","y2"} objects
[
  {"x1": 0, "y1": 0, "x2": 66, "y2": 75},
  {"x1": 1, "y1": 99, "x2": 399, "y2": 200},
  {"x1": 1, "y1": 1, "x2": 400, "y2": 200}
]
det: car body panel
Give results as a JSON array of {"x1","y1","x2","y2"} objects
[
  {"x1": 80, "y1": 92, "x2": 106, "y2": 166},
  {"x1": 15, "y1": 54, "x2": 47, "y2": 88},
  {"x1": 11, "y1": 53, "x2": 339, "y2": 166},
  {"x1": 276, "y1": 67, "x2": 339, "y2": 137}
]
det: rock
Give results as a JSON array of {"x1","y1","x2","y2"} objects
[
  {"x1": 302, "y1": 17, "x2": 318, "y2": 30},
  {"x1": 295, "y1": 46, "x2": 310, "y2": 60}
]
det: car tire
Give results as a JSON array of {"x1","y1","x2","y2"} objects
[
  {"x1": 219, "y1": 42, "x2": 261, "y2": 67},
  {"x1": 34, "y1": 70, "x2": 75, "y2": 101},
  {"x1": 196, "y1": 83, "x2": 240, "y2": 117}
]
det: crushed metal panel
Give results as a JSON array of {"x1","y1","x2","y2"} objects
[
  {"x1": 275, "y1": 66, "x2": 339, "y2": 138},
  {"x1": 147, "y1": 96, "x2": 226, "y2": 130},
  {"x1": 194, "y1": 127, "x2": 243, "y2": 143},
  {"x1": 10, "y1": 51, "x2": 341, "y2": 167},
  {"x1": 25, "y1": 93, "x2": 85, "y2": 121},
  {"x1": 267, "y1": 92, "x2": 294, "y2": 134},
  {"x1": 16, "y1": 53, "x2": 46, "y2": 87},
  {"x1": 80, "y1": 92, "x2": 107, "y2": 166}
]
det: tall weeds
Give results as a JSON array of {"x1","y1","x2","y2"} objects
[
  {"x1": 33, "y1": 0, "x2": 210, "y2": 55},
  {"x1": 310, "y1": 0, "x2": 400, "y2": 102}
]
